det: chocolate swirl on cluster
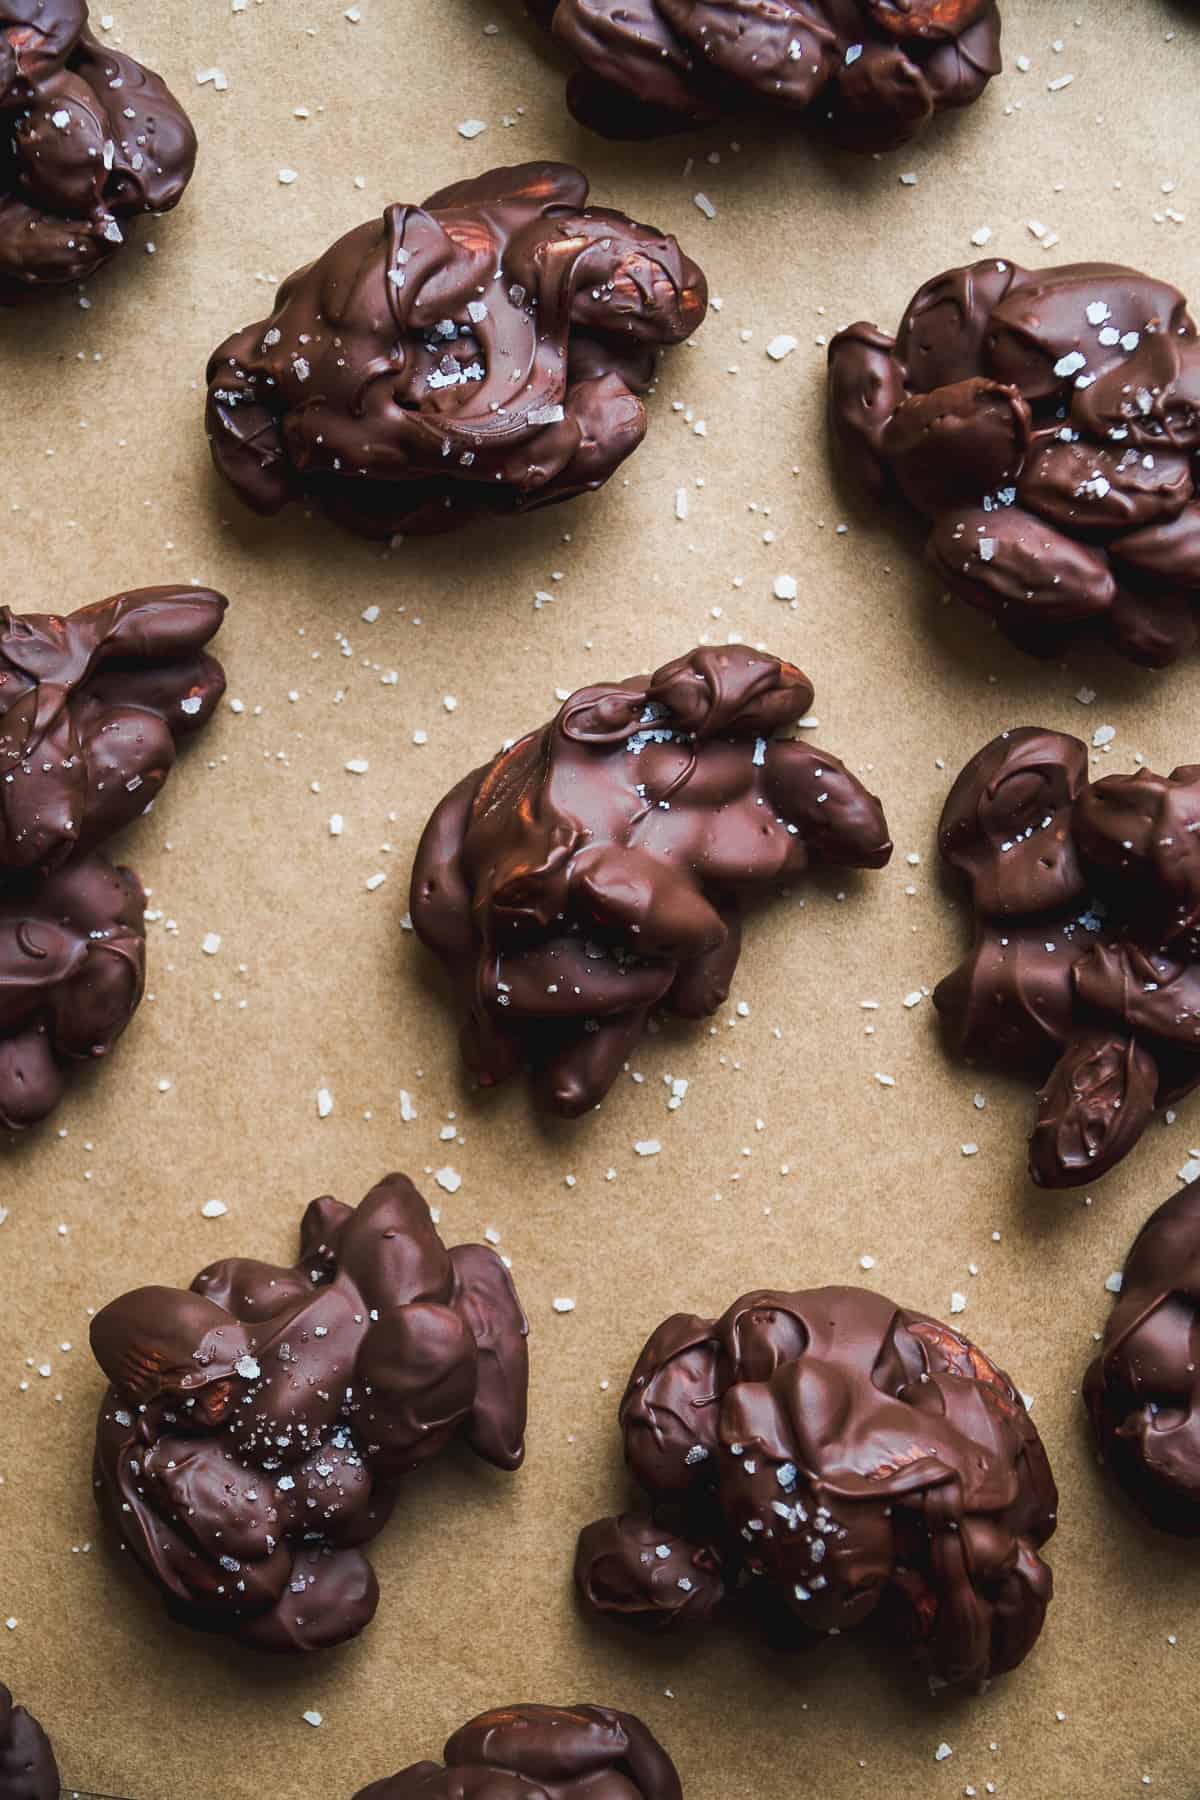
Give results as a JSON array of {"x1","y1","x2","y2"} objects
[
  {"x1": 0, "y1": 0, "x2": 196, "y2": 301},
  {"x1": 1085, "y1": 1180, "x2": 1200, "y2": 1533},
  {"x1": 829, "y1": 260, "x2": 1200, "y2": 665},
  {"x1": 353, "y1": 1704, "x2": 682, "y2": 1800},
  {"x1": 90, "y1": 1174, "x2": 529, "y2": 1652},
  {"x1": 0, "y1": 587, "x2": 225, "y2": 1130},
  {"x1": 411, "y1": 645, "x2": 892, "y2": 1116},
  {"x1": 574, "y1": 1286, "x2": 1056, "y2": 1686},
  {"x1": 0, "y1": 1682, "x2": 59, "y2": 1800},
  {"x1": 934, "y1": 728, "x2": 1200, "y2": 1187},
  {"x1": 205, "y1": 161, "x2": 707, "y2": 540},
  {"x1": 528, "y1": 0, "x2": 1001, "y2": 151}
]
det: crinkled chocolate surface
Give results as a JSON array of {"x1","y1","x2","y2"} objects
[
  {"x1": 0, "y1": 0, "x2": 196, "y2": 301},
  {"x1": 0, "y1": 585, "x2": 226, "y2": 873},
  {"x1": 90, "y1": 1174, "x2": 529, "y2": 1652},
  {"x1": 205, "y1": 160, "x2": 707, "y2": 540},
  {"x1": 353, "y1": 1704, "x2": 681, "y2": 1800},
  {"x1": 0, "y1": 1682, "x2": 59, "y2": 1800},
  {"x1": 829, "y1": 259, "x2": 1200, "y2": 665},
  {"x1": 410, "y1": 644, "x2": 891, "y2": 1116},
  {"x1": 1085, "y1": 1180, "x2": 1200, "y2": 1533},
  {"x1": 934, "y1": 727, "x2": 1200, "y2": 1187},
  {"x1": 575, "y1": 1285, "x2": 1057, "y2": 1686},
  {"x1": 530, "y1": 0, "x2": 1001, "y2": 149}
]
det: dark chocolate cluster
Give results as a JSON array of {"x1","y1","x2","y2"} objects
[
  {"x1": 0, "y1": 1683, "x2": 59, "y2": 1800},
  {"x1": 90, "y1": 1174, "x2": 529, "y2": 1652},
  {"x1": 935, "y1": 728, "x2": 1200, "y2": 1187},
  {"x1": 353, "y1": 1704, "x2": 681, "y2": 1800},
  {"x1": 410, "y1": 644, "x2": 892, "y2": 1116},
  {"x1": 0, "y1": 0, "x2": 196, "y2": 302},
  {"x1": 206, "y1": 161, "x2": 707, "y2": 540},
  {"x1": 829, "y1": 260, "x2": 1200, "y2": 665},
  {"x1": 529, "y1": 0, "x2": 1001, "y2": 150},
  {"x1": 575, "y1": 1286, "x2": 1057, "y2": 1686},
  {"x1": 1085, "y1": 1180, "x2": 1200, "y2": 1533},
  {"x1": 0, "y1": 586, "x2": 225, "y2": 1130}
]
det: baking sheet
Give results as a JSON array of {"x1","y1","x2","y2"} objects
[{"x1": 0, "y1": 2, "x2": 1197, "y2": 1796}]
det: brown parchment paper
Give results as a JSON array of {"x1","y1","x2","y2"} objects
[{"x1": 0, "y1": 2, "x2": 1198, "y2": 1795}]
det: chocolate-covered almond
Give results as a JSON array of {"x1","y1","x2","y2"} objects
[
  {"x1": 935, "y1": 728, "x2": 1200, "y2": 1187},
  {"x1": 411, "y1": 645, "x2": 891, "y2": 1116},
  {"x1": 90, "y1": 1175, "x2": 529, "y2": 1652},
  {"x1": 575, "y1": 1286, "x2": 1056, "y2": 1686},
  {"x1": 831, "y1": 259, "x2": 1200, "y2": 667}
]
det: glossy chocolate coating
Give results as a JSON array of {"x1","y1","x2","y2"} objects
[
  {"x1": 1085, "y1": 1180, "x2": 1200, "y2": 1532},
  {"x1": 0, "y1": 586, "x2": 226, "y2": 873},
  {"x1": 935, "y1": 727, "x2": 1200, "y2": 1186},
  {"x1": 90, "y1": 1174, "x2": 529, "y2": 1652},
  {"x1": 530, "y1": 0, "x2": 1001, "y2": 150},
  {"x1": 575, "y1": 1286, "x2": 1056, "y2": 1686},
  {"x1": 0, "y1": 0, "x2": 196, "y2": 301},
  {"x1": 353, "y1": 1703, "x2": 682, "y2": 1800},
  {"x1": 829, "y1": 260, "x2": 1200, "y2": 665},
  {"x1": 0, "y1": 851, "x2": 144, "y2": 1130},
  {"x1": 0, "y1": 587, "x2": 223, "y2": 1132},
  {"x1": 205, "y1": 161, "x2": 707, "y2": 539},
  {"x1": 411, "y1": 644, "x2": 892, "y2": 1116},
  {"x1": 0, "y1": 1683, "x2": 59, "y2": 1800}
]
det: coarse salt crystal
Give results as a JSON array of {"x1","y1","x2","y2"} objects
[
  {"x1": 435, "y1": 1166, "x2": 462, "y2": 1193},
  {"x1": 316, "y1": 1087, "x2": 334, "y2": 1118},
  {"x1": 766, "y1": 335, "x2": 797, "y2": 361},
  {"x1": 201, "y1": 1200, "x2": 228, "y2": 1219}
]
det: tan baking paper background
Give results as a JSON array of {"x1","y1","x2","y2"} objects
[{"x1": 0, "y1": 2, "x2": 1198, "y2": 1796}]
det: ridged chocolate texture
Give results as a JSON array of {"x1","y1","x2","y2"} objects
[
  {"x1": 0, "y1": 586, "x2": 226, "y2": 873},
  {"x1": 0, "y1": 0, "x2": 196, "y2": 301},
  {"x1": 353, "y1": 1704, "x2": 682, "y2": 1800},
  {"x1": 574, "y1": 1286, "x2": 1056, "y2": 1686},
  {"x1": 829, "y1": 259, "x2": 1200, "y2": 666},
  {"x1": 410, "y1": 644, "x2": 892, "y2": 1116},
  {"x1": 205, "y1": 161, "x2": 707, "y2": 540},
  {"x1": 0, "y1": 851, "x2": 144, "y2": 1130},
  {"x1": 0, "y1": 585, "x2": 224, "y2": 1131},
  {"x1": 0, "y1": 1683, "x2": 59, "y2": 1800},
  {"x1": 1085, "y1": 1181, "x2": 1200, "y2": 1533},
  {"x1": 934, "y1": 727, "x2": 1200, "y2": 1187},
  {"x1": 90, "y1": 1174, "x2": 529, "y2": 1652},
  {"x1": 530, "y1": 0, "x2": 1001, "y2": 150}
]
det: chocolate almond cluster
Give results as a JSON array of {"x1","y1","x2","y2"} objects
[
  {"x1": 0, "y1": 0, "x2": 196, "y2": 301},
  {"x1": 0, "y1": 587, "x2": 225, "y2": 1130},
  {"x1": 90, "y1": 1175, "x2": 529, "y2": 1652},
  {"x1": 206, "y1": 161, "x2": 707, "y2": 540},
  {"x1": 829, "y1": 260, "x2": 1200, "y2": 665},
  {"x1": 1085, "y1": 1180, "x2": 1200, "y2": 1533},
  {"x1": 575, "y1": 1286, "x2": 1057, "y2": 1686},
  {"x1": 410, "y1": 644, "x2": 891, "y2": 1116},
  {"x1": 0, "y1": 1683, "x2": 59, "y2": 1800},
  {"x1": 935, "y1": 728, "x2": 1200, "y2": 1187},
  {"x1": 353, "y1": 1704, "x2": 681, "y2": 1800},
  {"x1": 529, "y1": 0, "x2": 1001, "y2": 151}
]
